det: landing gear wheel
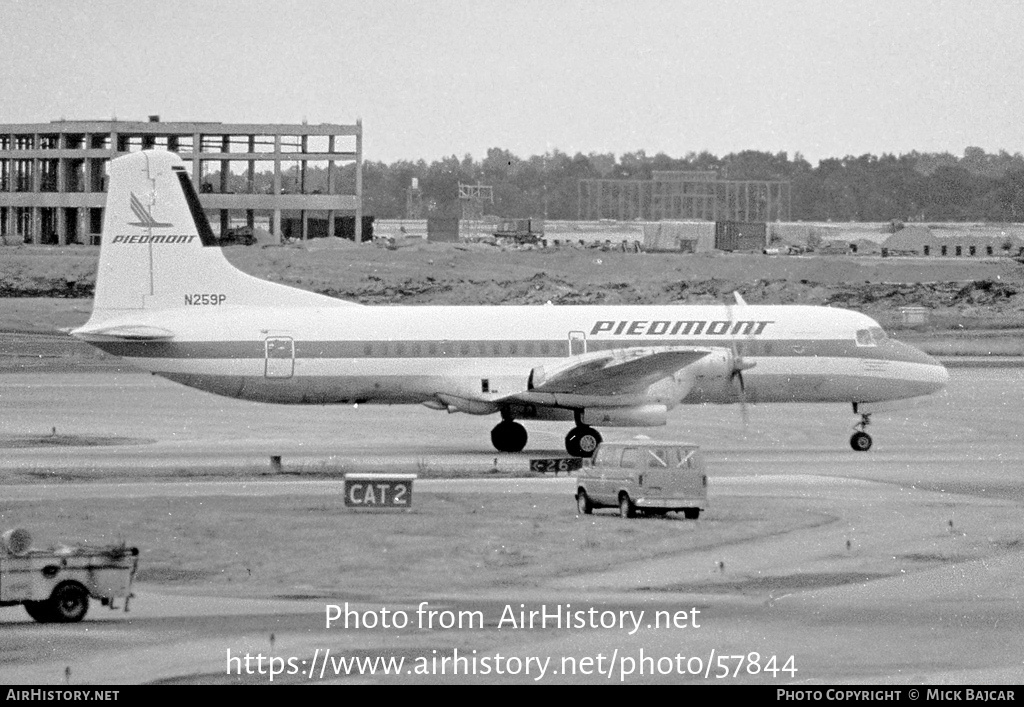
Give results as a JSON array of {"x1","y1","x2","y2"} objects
[
  {"x1": 576, "y1": 490, "x2": 592, "y2": 515},
  {"x1": 565, "y1": 426, "x2": 602, "y2": 457},
  {"x1": 491, "y1": 420, "x2": 528, "y2": 453},
  {"x1": 850, "y1": 406, "x2": 873, "y2": 452},
  {"x1": 683, "y1": 508, "x2": 701, "y2": 520},
  {"x1": 618, "y1": 493, "x2": 635, "y2": 519},
  {"x1": 50, "y1": 582, "x2": 89, "y2": 623},
  {"x1": 850, "y1": 431, "x2": 872, "y2": 452}
]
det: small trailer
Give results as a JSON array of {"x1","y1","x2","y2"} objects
[{"x1": 0, "y1": 528, "x2": 139, "y2": 623}]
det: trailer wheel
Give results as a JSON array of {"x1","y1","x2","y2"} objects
[
  {"x1": 50, "y1": 582, "x2": 89, "y2": 623},
  {"x1": 23, "y1": 601, "x2": 53, "y2": 623}
]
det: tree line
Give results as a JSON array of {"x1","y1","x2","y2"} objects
[{"x1": 226, "y1": 146, "x2": 1024, "y2": 222}]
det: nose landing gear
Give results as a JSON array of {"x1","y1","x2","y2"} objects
[{"x1": 850, "y1": 408, "x2": 872, "y2": 452}]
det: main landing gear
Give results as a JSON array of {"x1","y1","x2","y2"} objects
[
  {"x1": 851, "y1": 408, "x2": 872, "y2": 452},
  {"x1": 565, "y1": 425, "x2": 602, "y2": 458},
  {"x1": 489, "y1": 410, "x2": 603, "y2": 458}
]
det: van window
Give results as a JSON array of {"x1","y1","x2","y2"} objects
[
  {"x1": 647, "y1": 448, "x2": 669, "y2": 467},
  {"x1": 594, "y1": 446, "x2": 618, "y2": 467},
  {"x1": 620, "y1": 448, "x2": 639, "y2": 468}
]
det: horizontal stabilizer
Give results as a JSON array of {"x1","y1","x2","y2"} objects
[{"x1": 71, "y1": 324, "x2": 175, "y2": 340}]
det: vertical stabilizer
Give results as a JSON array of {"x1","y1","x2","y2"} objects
[{"x1": 83, "y1": 150, "x2": 351, "y2": 329}]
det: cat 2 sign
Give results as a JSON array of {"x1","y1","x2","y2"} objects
[{"x1": 343, "y1": 473, "x2": 416, "y2": 508}]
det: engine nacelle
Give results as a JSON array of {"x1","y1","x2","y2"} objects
[{"x1": 581, "y1": 404, "x2": 668, "y2": 427}]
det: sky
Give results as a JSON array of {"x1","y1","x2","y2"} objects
[{"x1": 2, "y1": 0, "x2": 1022, "y2": 165}]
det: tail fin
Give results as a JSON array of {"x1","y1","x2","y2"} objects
[{"x1": 83, "y1": 150, "x2": 350, "y2": 328}]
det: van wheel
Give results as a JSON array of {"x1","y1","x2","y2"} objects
[
  {"x1": 50, "y1": 582, "x2": 89, "y2": 623},
  {"x1": 23, "y1": 601, "x2": 53, "y2": 623},
  {"x1": 618, "y1": 494, "x2": 635, "y2": 519},
  {"x1": 683, "y1": 508, "x2": 700, "y2": 520},
  {"x1": 576, "y1": 490, "x2": 592, "y2": 515}
]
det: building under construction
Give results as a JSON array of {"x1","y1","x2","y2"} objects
[
  {"x1": 0, "y1": 118, "x2": 363, "y2": 245},
  {"x1": 578, "y1": 170, "x2": 791, "y2": 222}
]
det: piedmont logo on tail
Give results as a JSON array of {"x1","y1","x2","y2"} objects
[
  {"x1": 73, "y1": 150, "x2": 949, "y2": 456},
  {"x1": 128, "y1": 192, "x2": 173, "y2": 229}
]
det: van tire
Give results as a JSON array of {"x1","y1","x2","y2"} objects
[
  {"x1": 618, "y1": 494, "x2": 635, "y2": 519},
  {"x1": 576, "y1": 490, "x2": 592, "y2": 515}
]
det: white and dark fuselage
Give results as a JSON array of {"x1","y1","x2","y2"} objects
[{"x1": 84, "y1": 303, "x2": 946, "y2": 409}]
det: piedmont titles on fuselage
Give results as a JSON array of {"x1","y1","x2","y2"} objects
[
  {"x1": 590, "y1": 320, "x2": 774, "y2": 336},
  {"x1": 112, "y1": 234, "x2": 198, "y2": 244}
]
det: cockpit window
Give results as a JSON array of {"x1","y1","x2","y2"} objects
[
  {"x1": 870, "y1": 327, "x2": 888, "y2": 344},
  {"x1": 855, "y1": 329, "x2": 875, "y2": 347}
]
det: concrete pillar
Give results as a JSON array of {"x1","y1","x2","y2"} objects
[
  {"x1": 220, "y1": 210, "x2": 229, "y2": 238},
  {"x1": 246, "y1": 209, "x2": 254, "y2": 229},
  {"x1": 301, "y1": 209, "x2": 308, "y2": 241},
  {"x1": 57, "y1": 207, "x2": 67, "y2": 246},
  {"x1": 31, "y1": 207, "x2": 40, "y2": 245},
  {"x1": 192, "y1": 132, "x2": 201, "y2": 187},
  {"x1": 220, "y1": 135, "x2": 229, "y2": 194},
  {"x1": 77, "y1": 208, "x2": 87, "y2": 246},
  {"x1": 355, "y1": 119, "x2": 363, "y2": 243},
  {"x1": 327, "y1": 209, "x2": 335, "y2": 239},
  {"x1": 247, "y1": 134, "x2": 255, "y2": 194},
  {"x1": 327, "y1": 136, "x2": 335, "y2": 194},
  {"x1": 272, "y1": 133, "x2": 281, "y2": 244}
]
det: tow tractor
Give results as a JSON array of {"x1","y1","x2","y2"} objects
[{"x1": 0, "y1": 528, "x2": 139, "y2": 623}]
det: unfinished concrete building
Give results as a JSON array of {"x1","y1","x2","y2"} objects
[{"x1": 0, "y1": 118, "x2": 363, "y2": 245}]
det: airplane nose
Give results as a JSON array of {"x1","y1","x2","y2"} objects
[
  {"x1": 913, "y1": 347, "x2": 949, "y2": 394},
  {"x1": 926, "y1": 356, "x2": 950, "y2": 392}
]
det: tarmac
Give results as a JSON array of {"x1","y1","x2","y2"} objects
[{"x1": 0, "y1": 368, "x2": 1022, "y2": 684}]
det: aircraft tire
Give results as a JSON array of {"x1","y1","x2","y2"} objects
[
  {"x1": 683, "y1": 508, "x2": 700, "y2": 520},
  {"x1": 491, "y1": 421, "x2": 528, "y2": 453},
  {"x1": 850, "y1": 431, "x2": 872, "y2": 452},
  {"x1": 565, "y1": 426, "x2": 602, "y2": 458}
]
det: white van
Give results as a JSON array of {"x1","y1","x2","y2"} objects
[{"x1": 575, "y1": 440, "x2": 708, "y2": 519}]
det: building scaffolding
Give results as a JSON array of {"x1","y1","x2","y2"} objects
[
  {"x1": 578, "y1": 173, "x2": 791, "y2": 222},
  {"x1": 0, "y1": 118, "x2": 363, "y2": 245},
  {"x1": 458, "y1": 182, "x2": 493, "y2": 239}
]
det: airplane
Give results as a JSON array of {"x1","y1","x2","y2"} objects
[{"x1": 72, "y1": 150, "x2": 949, "y2": 456}]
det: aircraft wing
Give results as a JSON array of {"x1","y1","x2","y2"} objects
[
  {"x1": 526, "y1": 347, "x2": 712, "y2": 397},
  {"x1": 433, "y1": 346, "x2": 727, "y2": 415}
]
